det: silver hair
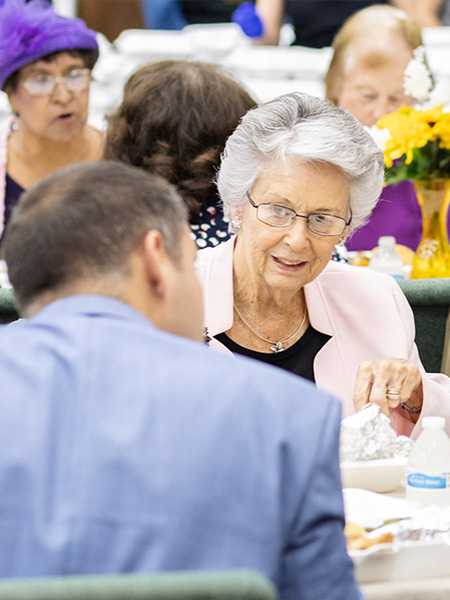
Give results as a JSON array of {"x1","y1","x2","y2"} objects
[{"x1": 216, "y1": 92, "x2": 384, "y2": 234}]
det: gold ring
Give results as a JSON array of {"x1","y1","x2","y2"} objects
[{"x1": 386, "y1": 387, "x2": 401, "y2": 400}]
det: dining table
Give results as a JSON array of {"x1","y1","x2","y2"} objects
[
  {"x1": 346, "y1": 480, "x2": 450, "y2": 600},
  {"x1": 361, "y1": 578, "x2": 450, "y2": 600}
]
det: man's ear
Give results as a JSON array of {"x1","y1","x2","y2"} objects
[{"x1": 142, "y1": 230, "x2": 170, "y2": 299}]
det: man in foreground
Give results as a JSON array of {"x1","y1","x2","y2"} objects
[{"x1": 0, "y1": 161, "x2": 361, "y2": 600}]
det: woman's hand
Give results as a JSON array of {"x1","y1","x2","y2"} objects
[{"x1": 353, "y1": 357, "x2": 423, "y2": 421}]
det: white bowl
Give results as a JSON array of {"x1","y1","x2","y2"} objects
[{"x1": 340, "y1": 457, "x2": 407, "y2": 493}]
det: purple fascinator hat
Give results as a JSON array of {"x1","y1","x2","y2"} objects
[{"x1": 0, "y1": 0, "x2": 99, "y2": 90}]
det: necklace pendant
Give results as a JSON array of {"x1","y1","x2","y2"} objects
[{"x1": 270, "y1": 341, "x2": 286, "y2": 353}]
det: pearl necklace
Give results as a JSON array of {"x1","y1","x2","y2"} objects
[{"x1": 233, "y1": 303, "x2": 307, "y2": 353}]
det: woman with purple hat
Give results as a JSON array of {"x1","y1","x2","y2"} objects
[{"x1": 0, "y1": 0, "x2": 103, "y2": 239}]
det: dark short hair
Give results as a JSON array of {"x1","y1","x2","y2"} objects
[
  {"x1": 3, "y1": 160, "x2": 188, "y2": 313},
  {"x1": 4, "y1": 49, "x2": 98, "y2": 93},
  {"x1": 104, "y1": 60, "x2": 257, "y2": 218}
]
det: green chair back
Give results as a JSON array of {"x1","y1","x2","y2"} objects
[
  {"x1": 0, "y1": 287, "x2": 19, "y2": 324},
  {"x1": 0, "y1": 570, "x2": 278, "y2": 600},
  {"x1": 398, "y1": 278, "x2": 450, "y2": 375}
]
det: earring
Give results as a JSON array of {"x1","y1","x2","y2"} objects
[
  {"x1": 230, "y1": 216, "x2": 242, "y2": 234},
  {"x1": 337, "y1": 237, "x2": 346, "y2": 247}
]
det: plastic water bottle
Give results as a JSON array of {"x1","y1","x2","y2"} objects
[
  {"x1": 368, "y1": 236, "x2": 404, "y2": 280},
  {"x1": 406, "y1": 416, "x2": 450, "y2": 505}
]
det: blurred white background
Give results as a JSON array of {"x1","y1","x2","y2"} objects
[{"x1": 2, "y1": 3, "x2": 450, "y2": 134}]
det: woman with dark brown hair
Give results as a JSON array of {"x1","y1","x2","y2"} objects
[{"x1": 104, "y1": 60, "x2": 257, "y2": 248}]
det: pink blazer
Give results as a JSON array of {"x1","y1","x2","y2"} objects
[{"x1": 195, "y1": 237, "x2": 450, "y2": 439}]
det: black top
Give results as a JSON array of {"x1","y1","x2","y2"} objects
[
  {"x1": 180, "y1": 1, "x2": 387, "y2": 48},
  {"x1": 215, "y1": 325, "x2": 331, "y2": 382},
  {"x1": 181, "y1": 0, "x2": 240, "y2": 24},
  {"x1": 285, "y1": 0, "x2": 388, "y2": 48},
  {"x1": 3, "y1": 173, "x2": 25, "y2": 241}
]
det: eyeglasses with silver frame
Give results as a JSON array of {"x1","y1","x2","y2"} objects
[
  {"x1": 20, "y1": 68, "x2": 92, "y2": 96},
  {"x1": 246, "y1": 192, "x2": 351, "y2": 236}
]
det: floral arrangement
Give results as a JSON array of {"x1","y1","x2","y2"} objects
[{"x1": 370, "y1": 47, "x2": 450, "y2": 184}]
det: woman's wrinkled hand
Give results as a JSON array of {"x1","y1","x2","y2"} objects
[{"x1": 353, "y1": 357, "x2": 423, "y2": 419}]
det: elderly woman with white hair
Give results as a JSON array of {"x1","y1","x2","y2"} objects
[{"x1": 195, "y1": 92, "x2": 450, "y2": 439}]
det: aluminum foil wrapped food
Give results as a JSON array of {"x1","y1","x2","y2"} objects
[
  {"x1": 363, "y1": 505, "x2": 450, "y2": 546},
  {"x1": 340, "y1": 403, "x2": 414, "y2": 462}
]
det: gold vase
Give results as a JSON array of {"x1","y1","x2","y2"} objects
[{"x1": 411, "y1": 179, "x2": 450, "y2": 279}]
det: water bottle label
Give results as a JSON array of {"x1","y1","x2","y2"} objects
[{"x1": 407, "y1": 470, "x2": 449, "y2": 489}]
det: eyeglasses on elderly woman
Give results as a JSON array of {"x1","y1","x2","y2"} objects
[
  {"x1": 246, "y1": 192, "x2": 352, "y2": 236},
  {"x1": 20, "y1": 68, "x2": 92, "y2": 96}
]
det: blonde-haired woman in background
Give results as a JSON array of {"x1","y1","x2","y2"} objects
[{"x1": 324, "y1": 4, "x2": 439, "y2": 252}]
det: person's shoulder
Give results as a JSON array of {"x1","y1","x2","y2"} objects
[
  {"x1": 152, "y1": 322, "x2": 331, "y2": 409},
  {"x1": 312, "y1": 261, "x2": 404, "y2": 310},
  {"x1": 196, "y1": 236, "x2": 233, "y2": 260},
  {"x1": 195, "y1": 236, "x2": 234, "y2": 278},
  {"x1": 189, "y1": 338, "x2": 340, "y2": 417},
  {"x1": 195, "y1": 244, "x2": 217, "y2": 268},
  {"x1": 321, "y1": 259, "x2": 399, "y2": 286}
]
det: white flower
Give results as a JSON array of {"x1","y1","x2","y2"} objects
[
  {"x1": 426, "y1": 77, "x2": 450, "y2": 110},
  {"x1": 366, "y1": 125, "x2": 391, "y2": 151},
  {"x1": 403, "y1": 46, "x2": 433, "y2": 104}
]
